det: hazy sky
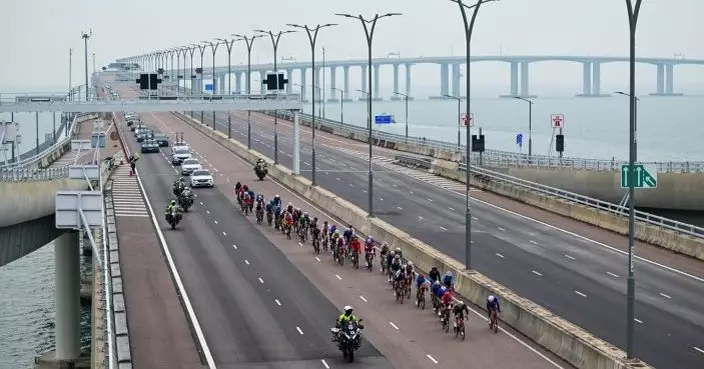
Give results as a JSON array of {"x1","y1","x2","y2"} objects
[{"x1": 1, "y1": 0, "x2": 703, "y2": 92}]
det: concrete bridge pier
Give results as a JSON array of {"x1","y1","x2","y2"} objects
[
  {"x1": 315, "y1": 67, "x2": 322, "y2": 100},
  {"x1": 430, "y1": 63, "x2": 450, "y2": 99},
  {"x1": 451, "y1": 63, "x2": 461, "y2": 98},
  {"x1": 300, "y1": 68, "x2": 308, "y2": 101},
  {"x1": 577, "y1": 62, "x2": 610, "y2": 97},
  {"x1": 285, "y1": 69, "x2": 293, "y2": 94},
  {"x1": 373, "y1": 64, "x2": 382, "y2": 101},
  {"x1": 360, "y1": 65, "x2": 368, "y2": 100},
  {"x1": 390, "y1": 64, "x2": 401, "y2": 100},
  {"x1": 328, "y1": 66, "x2": 338, "y2": 101},
  {"x1": 235, "y1": 71, "x2": 243, "y2": 93},
  {"x1": 342, "y1": 66, "x2": 352, "y2": 101},
  {"x1": 651, "y1": 64, "x2": 683, "y2": 96},
  {"x1": 36, "y1": 231, "x2": 86, "y2": 368},
  {"x1": 258, "y1": 70, "x2": 265, "y2": 93},
  {"x1": 501, "y1": 61, "x2": 536, "y2": 98}
]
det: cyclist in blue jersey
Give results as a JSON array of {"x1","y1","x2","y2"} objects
[
  {"x1": 486, "y1": 295, "x2": 501, "y2": 326},
  {"x1": 442, "y1": 271, "x2": 454, "y2": 289}
]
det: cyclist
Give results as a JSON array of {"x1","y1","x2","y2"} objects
[
  {"x1": 416, "y1": 273, "x2": 429, "y2": 302},
  {"x1": 453, "y1": 300, "x2": 470, "y2": 330},
  {"x1": 343, "y1": 225, "x2": 355, "y2": 245},
  {"x1": 428, "y1": 266, "x2": 441, "y2": 283},
  {"x1": 486, "y1": 295, "x2": 501, "y2": 327},
  {"x1": 442, "y1": 271, "x2": 454, "y2": 289}
]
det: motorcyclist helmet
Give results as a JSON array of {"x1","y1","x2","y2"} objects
[
  {"x1": 343, "y1": 305, "x2": 353, "y2": 315},
  {"x1": 171, "y1": 200, "x2": 176, "y2": 205},
  {"x1": 488, "y1": 295, "x2": 495, "y2": 303}
]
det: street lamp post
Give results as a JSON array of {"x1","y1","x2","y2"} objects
[
  {"x1": 187, "y1": 45, "x2": 197, "y2": 98},
  {"x1": 332, "y1": 87, "x2": 344, "y2": 124},
  {"x1": 443, "y1": 94, "x2": 463, "y2": 149},
  {"x1": 336, "y1": 12, "x2": 402, "y2": 218},
  {"x1": 513, "y1": 96, "x2": 533, "y2": 158},
  {"x1": 202, "y1": 40, "x2": 220, "y2": 130},
  {"x1": 287, "y1": 23, "x2": 337, "y2": 186},
  {"x1": 232, "y1": 34, "x2": 262, "y2": 149},
  {"x1": 197, "y1": 44, "x2": 207, "y2": 123},
  {"x1": 216, "y1": 37, "x2": 241, "y2": 139},
  {"x1": 81, "y1": 30, "x2": 92, "y2": 101},
  {"x1": 255, "y1": 29, "x2": 296, "y2": 165},
  {"x1": 450, "y1": 0, "x2": 498, "y2": 270},
  {"x1": 393, "y1": 91, "x2": 411, "y2": 141},
  {"x1": 625, "y1": 0, "x2": 642, "y2": 359}
]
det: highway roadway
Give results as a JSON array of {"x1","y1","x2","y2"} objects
[
  {"x1": 113, "y1": 85, "x2": 566, "y2": 369},
  {"x1": 181, "y1": 107, "x2": 704, "y2": 369}
]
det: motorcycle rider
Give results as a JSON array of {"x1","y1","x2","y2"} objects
[
  {"x1": 255, "y1": 158, "x2": 267, "y2": 171},
  {"x1": 333, "y1": 306, "x2": 362, "y2": 342},
  {"x1": 165, "y1": 199, "x2": 177, "y2": 215}
]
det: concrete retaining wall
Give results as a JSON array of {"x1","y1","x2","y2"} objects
[
  {"x1": 178, "y1": 113, "x2": 653, "y2": 369},
  {"x1": 0, "y1": 178, "x2": 88, "y2": 228},
  {"x1": 428, "y1": 160, "x2": 704, "y2": 261}
]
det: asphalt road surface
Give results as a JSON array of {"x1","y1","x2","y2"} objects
[
  {"x1": 111, "y1": 85, "x2": 571, "y2": 369},
  {"x1": 184, "y1": 107, "x2": 704, "y2": 369}
]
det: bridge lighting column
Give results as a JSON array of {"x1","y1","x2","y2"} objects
[
  {"x1": 197, "y1": 44, "x2": 207, "y2": 123},
  {"x1": 450, "y1": 0, "x2": 498, "y2": 270},
  {"x1": 513, "y1": 96, "x2": 533, "y2": 158},
  {"x1": 287, "y1": 22, "x2": 337, "y2": 186},
  {"x1": 232, "y1": 33, "x2": 262, "y2": 150},
  {"x1": 625, "y1": 0, "x2": 643, "y2": 359},
  {"x1": 255, "y1": 28, "x2": 296, "y2": 165},
  {"x1": 337, "y1": 12, "x2": 402, "y2": 217},
  {"x1": 175, "y1": 49, "x2": 183, "y2": 94},
  {"x1": 202, "y1": 40, "x2": 221, "y2": 130},
  {"x1": 187, "y1": 45, "x2": 197, "y2": 96},
  {"x1": 393, "y1": 91, "x2": 411, "y2": 140},
  {"x1": 81, "y1": 30, "x2": 91, "y2": 101},
  {"x1": 216, "y1": 37, "x2": 241, "y2": 139}
]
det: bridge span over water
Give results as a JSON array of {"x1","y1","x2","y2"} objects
[{"x1": 118, "y1": 54, "x2": 704, "y2": 99}]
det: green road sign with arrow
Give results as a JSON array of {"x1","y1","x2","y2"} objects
[{"x1": 620, "y1": 163, "x2": 658, "y2": 189}]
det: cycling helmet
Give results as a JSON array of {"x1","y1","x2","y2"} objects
[
  {"x1": 394, "y1": 254, "x2": 401, "y2": 259},
  {"x1": 367, "y1": 236, "x2": 373, "y2": 242},
  {"x1": 431, "y1": 266, "x2": 438, "y2": 271},
  {"x1": 418, "y1": 274, "x2": 424, "y2": 279},
  {"x1": 445, "y1": 271, "x2": 453, "y2": 277},
  {"x1": 407, "y1": 261, "x2": 413, "y2": 266},
  {"x1": 488, "y1": 295, "x2": 495, "y2": 303},
  {"x1": 458, "y1": 300, "x2": 465, "y2": 306},
  {"x1": 304, "y1": 212, "x2": 308, "y2": 217},
  {"x1": 434, "y1": 280, "x2": 441, "y2": 286},
  {"x1": 335, "y1": 230, "x2": 340, "y2": 234},
  {"x1": 275, "y1": 194, "x2": 280, "y2": 198}
]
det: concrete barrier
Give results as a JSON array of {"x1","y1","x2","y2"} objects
[
  {"x1": 0, "y1": 177, "x2": 88, "y2": 228},
  {"x1": 176, "y1": 112, "x2": 653, "y2": 369},
  {"x1": 426, "y1": 159, "x2": 704, "y2": 261}
]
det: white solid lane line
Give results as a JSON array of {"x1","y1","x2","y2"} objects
[
  {"x1": 315, "y1": 257, "x2": 321, "y2": 262},
  {"x1": 440, "y1": 226, "x2": 448, "y2": 231},
  {"x1": 574, "y1": 291, "x2": 587, "y2": 298},
  {"x1": 498, "y1": 227, "x2": 506, "y2": 232}
]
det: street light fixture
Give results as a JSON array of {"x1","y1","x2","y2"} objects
[
  {"x1": 232, "y1": 33, "x2": 264, "y2": 149},
  {"x1": 513, "y1": 96, "x2": 533, "y2": 158},
  {"x1": 202, "y1": 40, "x2": 220, "y2": 130},
  {"x1": 443, "y1": 94, "x2": 463, "y2": 149},
  {"x1": 336, "y1": 12, "x2": 402, "y2": 217},
  {"x1": 81, "y1": 30, "x2": 92, "y2": 101},
  {"x1": 287, "y1": 22, "x2": 337, "y2": 186},
  {"x1": 196, "y1": 44, "x2": 207, "y2": 122},
  {"x1": 449, "y1": 0, "x2": 499, "y2": 270},
  {"x1": 332, "y1": 87, "x2": 344, "y2": 124},
  {"x1": 393, "y1": 91, "x2": 411, "y2": 141},
  {"x1": 216, "y1": 37, "x2": 242, "y2": 139},
  {"x1": 255, "y1": 28, "x2": 296, "y2": 165}
]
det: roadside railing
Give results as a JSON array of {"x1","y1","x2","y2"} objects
[
  {"x1": 267, "y1": 110, "x2": 704, "y2": 174},
  {"x1": 0, "y1": 166, "x2": 70, "y2": 182},
  {"x1": 393, "y1": 154, "x2": 704, "y2": 239}
]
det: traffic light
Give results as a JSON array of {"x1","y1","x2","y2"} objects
[
  {"x1": 471, "y1": 134, "x2": 485, "y2": 152},
  {"x1": 556, "y1": 134, "x2": 565, "y2": 152},
  {"x1": 195, "y1": 67, "x2": 203, "y2": 74},
  {"x1": 136, "y1": 73, "x2": 149, "y2": 90},
  {"x1": 157, "y1": 68, "x2": 164, "y2": 74},
  {"x1": 149, "y1": 73, "x2": 162, "y2": 90},
  {"x1": 263, "y1": 73, "x2": 289, "y2": 91}
]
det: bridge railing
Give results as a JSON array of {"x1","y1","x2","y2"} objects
[
  {"x1": 393, "y1": 154, "x2": 704, "y2": 239},
  {"x1": 268, "y1": 110, "x2": 704, "y2": 174},
  {"x1": 0, "y1": 93, "x2": 302, "y2": 105},
  {"x1": 0, "y1": 112, "x2": 91, "y2": 170},
  {"x1": 0, "y1": 166, "x2": 70, "y2": 182}
]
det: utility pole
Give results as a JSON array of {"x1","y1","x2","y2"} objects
[{"x1": 68, "y1": 49, "x2": 72, "y2": 101}]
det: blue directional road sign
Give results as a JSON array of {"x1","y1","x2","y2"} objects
[
  {"x1": 374, "y1": 114, "x2": 392, "y2": 124},
  {"x1": 204, "y1": 83, "x2": 213, "y2": 92},
  {"x1": 516, "y1": 133, "x2": 523, "y2": 147},
  {"x1": 620, "y1": 164, "x2": 658, "y2": 189}
]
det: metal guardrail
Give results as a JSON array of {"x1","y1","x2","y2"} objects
[
  {"x1": 0, "y1": 112, "x2": 88, "y2": 170},
  {"x1": 393, "y1": 154, "x2": 704, "y2": 239},
  {"x1": 1, "y1": 93, "x2": 302, "y2": 105},
  {"x1": 269, "y1": 110, "x2": 704, "y2": 174},
  {"x1": 0, "y1": 166, "x2": 70, "y2": 182}
]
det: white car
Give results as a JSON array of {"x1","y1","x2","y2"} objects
[
  {"x1": 171, "y1": 148, "x2": 191, "y2": 165},
  {"x1": 180, "y1": 158, "x2": 202, "y2": 175},
  {"x1": 190, "y1": 169, "x2": 214, "y2": 188}
]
